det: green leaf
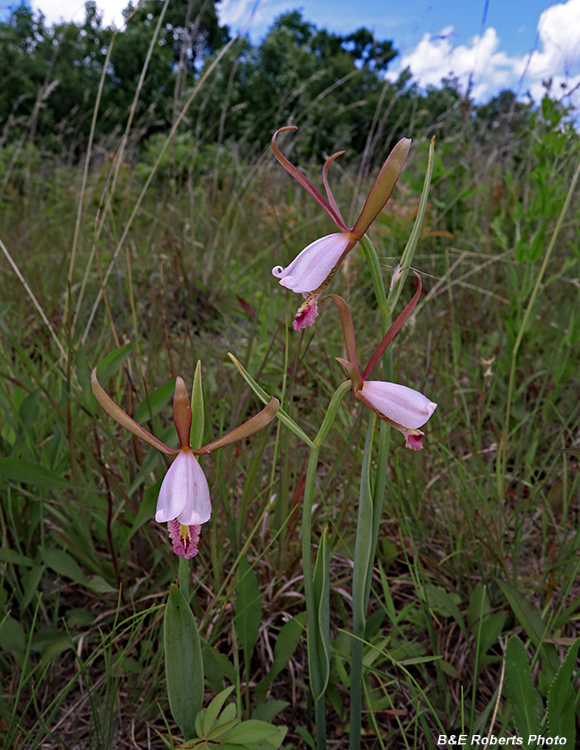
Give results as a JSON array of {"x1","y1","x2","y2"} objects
[
  {"x1": 312, "y1": 526, "x2": 330, "y2": 700},
  {"x1": 201, "y1": 686, "x2": 235, "y2": 737},
  {"x1": 234, "y1": 557, "x2": 262, "y2": 674},
  {"x1": 133, "y1": 380, "x2": 174, "y2": 423},
  {"x1": 251, "y1": 700, "x2": 289, "y2": 723},
  {"x1": 87, "y1": 576, "x2": 117, "y2": 594},
  {"x1": 202, "y1": 643, "x2": 236, "y2": 692},
  {"x1": 255, "y1": 612, "x2": 305, "y2": 703},
  {"x1": 477, "y1": 612, "x2": 505, "y2": 658},
  {"x1": 19, "y1": 389, "x2": 41, "y2": 432},
  {"x1": 221, "y1": 719, "x2": 279, "y2": 743},
  {"x1": 467, "y1": 583, "x2": 491, "y2": 629},
  {"x1": 96, "y1": 340, "x2": 134, "y2": 384},
  {"x1": 422, "y1": 584, "x2": 467, "y2": 639},
  {"x1": 164, "y1": 584, "x2": 204, "y2": 739},
  {"x1": 21, "y1": 566, "x2": 45, "y2": 611},
  {"x1": 0, "y1": 458, "x2": 80, "y2": 490},
  {"x1": 190, "y1": 360, "x2": 204, "y2": 450},
  {"x1": 128, "y1": 479, "x2": 159, "y2": 535},
  {"x1": 547, "y1": 638, "x2": 580, "y2": 745},
  {"x1": 216, "y1": 703, "x2": 237, "y2": 726},
  {"x1": 504, "y1": 636, "x2": 541, "y2": 741},
  {"x1": 206, "y1": 719, "x2": 239, "y2": 740},
  {"x1": 0, "y1": 548, "x2": 35, "y2": 567},
  {"x1": 499, "y1": 580, "x2": 559, "y2": 680},
  {"x1": 296, "y1": 726, "x2": 316, "y2": 749},
  {"x1": 42, "y1": 549, "x2": 90, "y2": 586},
  {"x1": 0, "y1": 615, "x2": 26, "y2": 653}
]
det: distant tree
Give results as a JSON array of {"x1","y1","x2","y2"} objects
[
  {"x1": 121, "y1": 0, "x2": 229, "y2": 74},
  {"x1": 0, "y1": 5, "x2": 51, "y2": 136},
  {"x1": 475, "y1": 88, "x2": 530, "y2": 133},
  {"x1": 0, "y1": 3, "x2": 116, "y2": 149},
  {"x1": 0, "y1": 0, "x2": 230, "y2": 150},
  {"x1": 189, "y1": 10, "x2": 401, "y2": 160}
]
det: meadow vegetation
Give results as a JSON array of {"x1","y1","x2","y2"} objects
[{"x1": 1, "y1": 1, "x2": 580, "y2": 747}]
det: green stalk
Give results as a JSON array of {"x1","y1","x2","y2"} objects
[
  {"x1": 302, "y1": 445, "x2": 326, "y2": 748},
  {"x1": 179, "y1": 556, "x2": 189, "y2": 602},
  {"x1": 349, "y1": 237, "x2": 393, "y2": 750},
  {"x1": 349, "y1": 146, "x2": 435, "y2": 749},
  {"x1": 349, "y1": 415, "x2": 376, "y2": 750},
  {"x1": 302, "y1": 382, "x2": 351, "y2": 749}
]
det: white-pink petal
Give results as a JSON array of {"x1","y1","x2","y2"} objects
[
  {"x1": 272, "y1": 232, "x2": 352, "y2": 294},
  {"x1": 360, "y1": 381, "x2": 436, "y2": 430},
  {"x1": 155, "y1": 450, "x2": 211, "y2": 526}
]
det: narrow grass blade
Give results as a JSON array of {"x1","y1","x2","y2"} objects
[{"x1": 228, "y1": 352, "x2": 315, "y2": 448}]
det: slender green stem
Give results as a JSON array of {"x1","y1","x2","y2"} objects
[
  {"x1": 349, "y1": 416, "x2": 376, "y2": 750},
  {"x1": 360, "y1": 235, "x2": 390, "y2": 318},
  {"x1": 302, "y1": 445, "x2": 326, "y2": 748},
  {"x1": 302, "y1": 382, "x2": 350, "y2": 749},
  {"x1": 178, "y1": 556, "x2": 189, "y2": 602},
  {"x1": 350, "y1": 235, "x2": 397, "y2": 750}
]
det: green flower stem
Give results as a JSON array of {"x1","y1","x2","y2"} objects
[
  {"x1": 349, "y1": 415, "x2": 376, "y2": 750},
  {"x1": 314, "y1": 381, "x2": 352, "y2": 448},
  {"x1": 350, "y1": 235, "x2": 395, "y2": 750},
  {"x1": 360, "y1": 234, "x2": 390, "y2": 318},
  {"x1": 179, "y1": 556, "x2": 189, "y2": 602},
  {"x1": 301, "y1": 382, "x2": 351, "y2": 749},
  {"x1": 302, "y1": 444, "x2": 326, "y2": 748}
]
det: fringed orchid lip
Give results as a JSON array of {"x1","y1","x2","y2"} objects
[
  {"x1": 91, "y1": 369, "x2": 279, "y2": 558},
  {"x1": 271, "y1": 127, "x2": 411, "y2": 330}
]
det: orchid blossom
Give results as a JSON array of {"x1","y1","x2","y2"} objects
[
  {"x1": 91, "y1": 370, "x2": 278, "y2": 557},
  {"x1": 271, "y1": 126, "x2": 411, "y2": 331},
  {"x1": 326, "y1": 273, "x2": 436, "y2": 450}
]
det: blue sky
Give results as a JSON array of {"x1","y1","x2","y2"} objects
[{"x1": 29, "y1": 0, "x2": 580, "y2": 105}]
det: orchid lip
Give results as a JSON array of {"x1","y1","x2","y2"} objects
[
  {"x1": 359, "y1": 381, "x2": 437, "y2": 430},
  {"x1": 155, "y1": 449, "x2": 211, "y2": 526},
  {"x1": 272, "y1": 232, "x2": 353, "y2": 294}
]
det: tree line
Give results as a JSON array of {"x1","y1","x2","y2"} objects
[{"x1": 0, "y1": 0, "x2": 547, "y2": 164}]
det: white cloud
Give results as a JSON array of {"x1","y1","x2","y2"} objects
[
  {"x1": 524, "y1": 0, "x2": 580, "y2": 104},
  {"x1": 531, "y1": 0, "x2": 580, "y2": 77},
  {"x1": 219, "y1": 0, "x2": 259, "y2": 29},
  {"x1": 31, "y1": 0, "x2": 126, "y2": 28},
  {"x1": 31, "y1": 0, "x2": 272, "y2": 34},
  {"x1": 387, "y1": 26, "x2": 523, "y2": 101},
  {"x1": 387, "y1": 0, "x2": 580, "y2": 106}
]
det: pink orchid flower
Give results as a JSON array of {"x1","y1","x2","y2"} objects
[
  {"x1": 91, "y1": 371, "x2": 278, "y2": 558},
  {"x1": 326, "y1": 273, "x2": 436, "y2": 450},
  {"x1": 271, "y1": 126, "x2": 411, "y2": 331}
]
